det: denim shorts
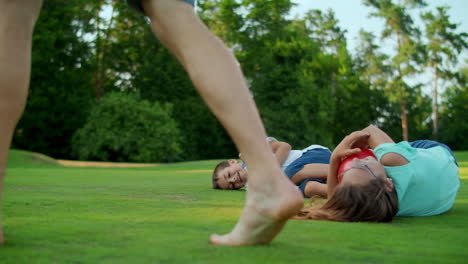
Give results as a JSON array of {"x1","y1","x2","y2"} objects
[
  {"x1": 284, "y1": 148, "x2": 331, "y2": 179},
  {"x1": 284, "y1": 148, "x2": 331, "y2": 198},
  {"x1": 127, "y1": 0, "x2": 195, "y2": 15}
]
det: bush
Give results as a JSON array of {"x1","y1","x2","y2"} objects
[{"x1": 72, "y1": 93, "x2": 182, "y2": 162}]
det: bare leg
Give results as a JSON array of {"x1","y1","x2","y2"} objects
[
  {"x1": 0, "y1": 0, "x2": 43, "y2": 245},
  {"x1": 290, "y1": 164, "x2": 328, "y2": 185},
  {"x1": 142, "y1": 0, "x2": 303, "y2": 246},
  {"x1": 304, "y1": 181, "x2": 327, "y2": 198}
]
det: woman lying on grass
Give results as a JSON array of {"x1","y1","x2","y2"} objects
[
  {"x1": 296, "y1": 125, "x2": 460, "y2": 222},
  {"x1": 212, "y1": 137, "x2": 330, "y2": 198}
]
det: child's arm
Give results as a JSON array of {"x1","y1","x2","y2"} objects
[
  {"x1": 238, "y1": 139, "x2": 291, "y2": 166},
  {"x1": 290, "y1": 164, "x2": 329, "y2": 185},
  {"x1": 269, "y1": 140, "x2": 292, "y2": 166},
  {"x1": 360, "y1": 125, "x2": 394, "y2": 149},
  {"x1": 327, "y1": 131, "x2": 370, "y2": 198},
  {"x1": 359, "y1": 125, "x2": 407, "y2": 166}
]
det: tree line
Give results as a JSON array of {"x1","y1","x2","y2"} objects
[{"x1": 12, "y1": 0, "x2": 468, "y2": 162}]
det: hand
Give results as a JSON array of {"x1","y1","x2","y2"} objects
[
  {"x1": 331, "y1": 131, "x2": 370, "y2": 161},
  {"x1": 238, "y1": 153, "x2": 244, "y2": 163},
  {"x1": 350, "y1": 131, "x2": 371, "y2": 149}
]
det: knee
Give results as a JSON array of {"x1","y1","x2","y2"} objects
[
  {"x1": 0, "y1": 0, "x2": 43, "y2": 28},
  {"x1": 305, "y1": 181, "x2": 326, "y2": 198},
  {"x1": 143, "y1": 0, "x2": 195, "y2": 32},
  {"x1": 290, "y1": 170, "x2": 305, "y2": 184}
]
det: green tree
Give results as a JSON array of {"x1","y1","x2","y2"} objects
[
  {"x1": 85, "y1": 0, "x2": 236, "y2": 160},
  {"x1": 92, "y1": 0, "x2": 118, "y2": 98},
  {"x1": 439, "y1": 65, "x2": 468, "y2": 150},
  {"x1": 363, "y1": 0, "x2": 427, "y2": 141},
  {"x1": 72, "y1": 93, "x2": 182, "y2": 162},
  {"x1": 13, "y1": 0, "x2": 95, "y2": 159},
  {"x1": 304, "y1": 9, "x2": 347, "y2": 55},
  {"x1": 300, "y1": 9, "x2": 383, "y2": 144},
  {"x1": 421, "y1": 6, "x2": 468, "y2": 139},
  {"x1": 200, "y1": 0, "x2": 385, "y2": 148}
]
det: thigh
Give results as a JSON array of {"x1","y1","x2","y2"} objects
[
  {"x1": 127, "y1": 0, "x2": 195, "y2": 14},
  {"x1": 284, "y1": 148, "x2": 331, "y2": 179}
]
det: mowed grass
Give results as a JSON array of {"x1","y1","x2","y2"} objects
[{"x1": 1, "y1": 150, "x2": 467, "y2": 264}]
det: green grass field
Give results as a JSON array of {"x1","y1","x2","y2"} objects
[{"x1": 1, "y1": 150, "x2": 467, "y2": 263}]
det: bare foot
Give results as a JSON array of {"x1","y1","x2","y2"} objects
[{"x1": 210, "y1": 169, "x2": 303, "y2": 246}]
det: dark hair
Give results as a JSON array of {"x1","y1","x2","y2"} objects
[
  {"x1": 295, "y1": 177, "x2": 398, "y2": 222},
  {"x1": 212, "y1": 161, "x2": 230, "y2": 189}
]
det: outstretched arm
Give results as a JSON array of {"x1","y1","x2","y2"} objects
[{"x1": 290, "y1": 164, "x2": 328, "y2": 185}]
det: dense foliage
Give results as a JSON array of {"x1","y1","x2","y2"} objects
[
  {"x1": 13, "y1": 0, "x2": 95, "y2": 159},
  {"x1": 12, "y1": 0, "x2": 468, "y2": 161},
  {"x1": 72, "y1": 93, "x2": 182, "y2": 162}
]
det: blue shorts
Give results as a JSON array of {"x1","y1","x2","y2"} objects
[
  {"x1": 284, "y1": 148, "x2": 331, "y2": 197},
  {"x1": 409, "y1": 140, "x2": 458, "y2": 166},
  {"x1": 127, "y1": 0, "x2": 195, "y2": 15}
]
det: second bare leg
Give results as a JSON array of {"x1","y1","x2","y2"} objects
[
  {"x1": 0, "y1": 0, "x2": 43, "y2": 245},
  {"x1": 142, "y1": 0, "x2": 303, "y2": 246}
]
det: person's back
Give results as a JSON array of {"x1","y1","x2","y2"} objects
[{"x1": 374, "y1": 141, "x2": 460, "y2": 216}]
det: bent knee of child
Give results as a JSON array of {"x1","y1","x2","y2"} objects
[{"x1": 305, "y1": 181, "x2": 326, "y2": 198}]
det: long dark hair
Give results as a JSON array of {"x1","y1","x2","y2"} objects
[{"x1": 295, "y1": 177, "x2": 398, "y2": 222}]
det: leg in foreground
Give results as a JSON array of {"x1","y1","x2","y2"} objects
[
  {"x1": 142, "y1": 0, "x2": 303, "y2": 246},
  {"x1": 0, "y1": 0, "x2": 43, "y2": 245}
]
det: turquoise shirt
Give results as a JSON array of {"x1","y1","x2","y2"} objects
[{"x1": 374, "y1": 141, "x2": 460, "y2": 217}]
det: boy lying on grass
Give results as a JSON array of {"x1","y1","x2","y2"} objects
[{"x1": 212, "y1": 137, "x2": 331, "y2": 198}]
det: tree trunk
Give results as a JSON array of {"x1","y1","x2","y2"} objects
[
  {"x1": 400, "y1": 101, "x2": 408, "y2": 141},
  {"x1": 395, "y1": 32, "x2": 409, "y2": 141},
  {"x1": 432, "y1": 63, "x2": 439, "y2": 139},
  {"x1": 94, "y1": 1, "x2": 115, "y2": 99}
]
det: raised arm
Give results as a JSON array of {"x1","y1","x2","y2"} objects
[
  {"x1": 238, "y1": 139, "x2": 291, "y2": 166},
  {"x1": 269, "y1": 140, "x2": 292, "y2": 166},
  {"x1": 327, "y1": 131, "x2": 371, "y2": 198},
  {"x1": 360, "y1": 125, "x2": 408, "y2": 167},
  {"x1": 360, "y1": 125, "x2": 394, "y2": 149}
]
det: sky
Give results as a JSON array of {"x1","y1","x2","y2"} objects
[
  {"x1": 290, "y1": 0, "x2": 468, "y2": 59},
  {"x1": 288, "y1": 0, "x2": 467, "y2": 95}
]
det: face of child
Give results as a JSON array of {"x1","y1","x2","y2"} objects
[
  {"x1": 216, "y1": 159, "x2": 248, "y2": 190},
  {"x1": 339, "y1": 156, "x2": 389, "y2": 187}
]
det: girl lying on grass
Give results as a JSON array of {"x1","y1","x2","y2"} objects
[
  {"x1": 212, "y1": 137, "x2": 330, "y2": 198},
  {"x1": 296, "y1": 125, "x2": 460, "y2": 222}
]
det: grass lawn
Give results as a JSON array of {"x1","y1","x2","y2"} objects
[{"x1": 1, "y1": 149, "x2": 467, "y2": 263}]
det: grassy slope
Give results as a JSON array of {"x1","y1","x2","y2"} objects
[{"x1": 0, "y1": 150, "x2": 467, "y2": 264}]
